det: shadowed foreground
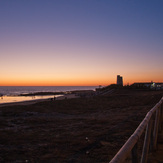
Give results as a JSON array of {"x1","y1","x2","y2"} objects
[
  {"x1": 148, "y1": 125, "x2": 163, "y2": 163},
  {"x1": 0, "y1": 89, "x2": 163, "y2": 162}
]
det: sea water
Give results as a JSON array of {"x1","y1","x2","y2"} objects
[{"x1": 0, "y1": 86, "x2": 97, "y2": 104}]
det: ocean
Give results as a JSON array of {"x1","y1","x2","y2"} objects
[
  {"x1": 0, "y1": 86, "x2": 97, "y2": 96},
  {"x1": 0, "y1": 86, "x2": 97, "y2": 104}
]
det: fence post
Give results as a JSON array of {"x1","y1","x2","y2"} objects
[
  {"x1": 140, "y1": 118, "x2": 152, "y2": 163},
  {"x1": 158, "y1": 106, "x2": 162, "y2": 133},
  {"x1": 153, "y1": 108, "x2": 160, "y2": 150},
  {"x1": 132, "y1": 142, "x2": 139, "y2": 163},
  {"x1": 160, "y1": 102, "x2": 163, "y2": 130},
  {"x1": 150, "y1": 115, "x2": 155, "y2": 151}
]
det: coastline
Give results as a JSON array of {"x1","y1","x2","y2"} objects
[
  {"x1": 0, "y1": 93, "x2": 79, "y2": 107},
  {"x1": 0, "y1": 87, "x2": 96, "y2": 105},
  {"x1": 0, "y1": 86, "x2": 97, "y2": 96}
]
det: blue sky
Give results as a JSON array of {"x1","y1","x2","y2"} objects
[{"x1": 0, "y1": 0, "x2": 163, "y2": 86}]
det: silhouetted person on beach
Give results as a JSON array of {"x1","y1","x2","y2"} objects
[{"x1": 0, "y1": 94, "x2": 3, "y2": 99}]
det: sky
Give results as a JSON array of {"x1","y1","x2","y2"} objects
[{"x1": 0, "y1": 0, "x2": 163, "y2": 86}]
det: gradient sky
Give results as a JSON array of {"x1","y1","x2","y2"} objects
[{"x1": 0, "y1": 0, "x2": 163, "y2": 86}]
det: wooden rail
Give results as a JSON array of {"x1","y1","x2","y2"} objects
[{"x1": 110, "y1": 97, "x2": 163, "y2": 163}]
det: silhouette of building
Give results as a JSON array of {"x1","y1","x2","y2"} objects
[
  {"x1": 117, "y1": 75, "x2": 123, "y2": 86},
  {"x1": 131, "y1": 82, "x2": 163, "y2": 90}
]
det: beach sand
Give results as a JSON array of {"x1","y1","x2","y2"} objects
[
  {"x1": 0, "y1": 89, "x2": 162, "y2": 162},
  {"x1": 0, "y1": 94, "x2": 78, "y2": 107}
]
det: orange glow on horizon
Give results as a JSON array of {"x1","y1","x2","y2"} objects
[
  {"x1": 0, "y1": 80, "x2": 115, "y2": 87},
  {"x1": 0, "y1": 76, "x2": 117, "y2": 86},
  {"x1": 1, "y1": 77, "x2": 162, "y2": 87},
  {"x1": 1, "y1": 70, "x2": 163, "y2": 87}
]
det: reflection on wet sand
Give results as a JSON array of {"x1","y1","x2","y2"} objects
[{"x1": 0, "y1": 95, "x2": 60, "y2": 104}]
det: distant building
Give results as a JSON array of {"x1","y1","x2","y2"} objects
[
  {"x1": 131, "y1": 82, "x2": 163, "y2": 90},
  {"x1": 117, "y1": 75, "x2": 123, "y2": 86}
]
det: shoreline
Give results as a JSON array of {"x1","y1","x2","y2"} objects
[
  {"x1": 0, "y1": 93, "x2": 79, "y2": 107},
  {"x1": 0, "y1": 86, "x2": 97, "y2": 96},
  {"x1": 0, "y1": 90, "x2": 95, "y2": 106}
]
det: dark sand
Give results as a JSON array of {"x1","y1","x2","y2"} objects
[{"x1": 0, "y1": 89, "x2": 162, "y2": 162}]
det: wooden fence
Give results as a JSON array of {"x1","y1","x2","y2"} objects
[{"x1": 110, "y1": 97, "x2": 163, "y2": 163}]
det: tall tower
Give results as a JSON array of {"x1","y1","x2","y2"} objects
[{"x1": 117, "y1": 75, "x2": 123, "y2": 86}]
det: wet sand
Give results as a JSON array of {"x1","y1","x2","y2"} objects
[
  {"x1": 0, "y1": 89, "x2": 162, "y2": 162},
  {"x1": 0, "y1": 94, "x2": 78, "y2": 107}
]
